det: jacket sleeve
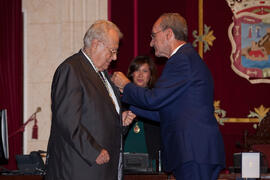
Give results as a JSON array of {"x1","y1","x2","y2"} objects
[{"x1": 129, "y1": 106, "x2": 160, "y2": 122}]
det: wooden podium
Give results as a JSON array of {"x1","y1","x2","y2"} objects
[
  {"x1": 124, "y1": 173, "x2": 175, "y2": 180},
  {"x1": 1, "y1": 173, "x2": 270, "y2": 180}
]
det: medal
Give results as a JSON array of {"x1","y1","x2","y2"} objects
[{"x1": 133, "y1": 122, "x2": 140, "y2": 133}]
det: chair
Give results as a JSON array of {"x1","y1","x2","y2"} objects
[{"x1": 244, "y1": 111, "x2": 270, "y2": 171}]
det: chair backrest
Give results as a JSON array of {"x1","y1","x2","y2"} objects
[
  {"x1": 244, "y1": 112, "x2": 270, "y2": 169},
  {"x1": 245, "y1": 112, "x2": 270, "y2": 147}
]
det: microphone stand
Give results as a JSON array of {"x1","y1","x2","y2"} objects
[{"x1": 9, "y1": 107, "x2": 41, "y2": 139}]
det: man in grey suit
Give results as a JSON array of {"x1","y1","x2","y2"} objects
[{"x1": 45, "y1": 20, "x2": 135, "y2": 180}]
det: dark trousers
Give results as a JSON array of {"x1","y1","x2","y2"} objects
[{"x1": 173, "y1": 161, "x2": 223, "y2": 180}]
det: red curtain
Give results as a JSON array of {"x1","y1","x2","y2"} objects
[
  {"x1": 110, "y1": 0, "x2": 270, "y2": 168},
  {"x1": 0, "y1": 0, "x2": 23, "y2": 170}
]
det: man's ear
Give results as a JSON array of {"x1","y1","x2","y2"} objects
[
  {"x1": 86, "y1": 39, "x2": 99, "y2": 59},
  {"x1": 166, "y1": 28, "x2": 174, "y2": 41},
  {"x1": 91, "y1": 39, "x2": 99, "y2": 50}
]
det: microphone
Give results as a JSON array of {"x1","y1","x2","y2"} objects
[
  {"x1": 35, "y1": 107, "x2": 42, "y2": 114},
  {"x1": 9, "y1": 106, "x2": 42, "y2": 139}
]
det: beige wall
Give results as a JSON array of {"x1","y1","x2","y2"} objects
[{"x1": 22, "y1": 0, "x2": 108, "y2": 154}]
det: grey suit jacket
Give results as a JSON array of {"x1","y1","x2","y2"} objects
[{"x1": 45, "y1": 50, "x2": 122, "y2": 180}]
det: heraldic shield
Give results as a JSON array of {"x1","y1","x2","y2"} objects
[{"x1": 226, "y1": 0, "x2": 270, "y2": 83}]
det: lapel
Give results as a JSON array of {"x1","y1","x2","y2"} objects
[{"x1": 77, "y1": 51, "x2": 121, "y2": 119}]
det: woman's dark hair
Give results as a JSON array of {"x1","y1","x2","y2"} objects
[{"x1": 127, "y1": 56, "x2": 157, "y2": 89}]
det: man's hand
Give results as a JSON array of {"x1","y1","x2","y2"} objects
[
  {"x1": 122, "y1": 110, "x2": 136, "y2": 126},
  {"x1": 95, "y1": 149, "x2": 110, "y2": 165},
  {"x1": 111, "y1": 72, "x2": 131, "y2": 92}
]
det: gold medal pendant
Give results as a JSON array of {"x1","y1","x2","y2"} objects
[{"x1": 133, "y1": 122, "x2": 140, "y2": 133}]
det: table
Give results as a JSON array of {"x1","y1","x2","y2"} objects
[
  {"x1": 1, "y1": 173, "x2": 270, "y2": 180},
  {"x1": 0, "y1": 175, "x2": 43, "y2": 180},
  {"x1": 124, "y1": 173, "x2": 175, "y2": 180},
  {"x1": 124, "y1": 173, "x2": 270, "y2": 180}
]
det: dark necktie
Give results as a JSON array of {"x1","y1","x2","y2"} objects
[
  {"x1": 98, "y1": 71, "x2": 117, "y2": 109},
  {"x1": 98, "y1": 71, "x2": 105, "y2": 81}
]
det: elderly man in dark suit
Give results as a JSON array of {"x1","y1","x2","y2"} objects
[
  {"x1": 45, "y1": 20, "x2": 135, "y2": 180},
  {"x1": 112, "y1": 13, "x2": 225, "y2": 180}
]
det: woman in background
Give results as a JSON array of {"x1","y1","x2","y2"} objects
[{"x1": 124, "y1": 56, "x2": 161, "y2": 170}]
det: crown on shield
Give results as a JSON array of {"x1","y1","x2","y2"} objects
[{"x1": 226, "y1": 0, "x2": 270, "y2": 14}]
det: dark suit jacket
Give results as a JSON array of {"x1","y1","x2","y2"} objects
[
  {"x1": 122, "y1": 43, "x2": 226, "y2": 172},
  {"x1": 45, "y1": 50, "x2": 122, "y2": 180}
]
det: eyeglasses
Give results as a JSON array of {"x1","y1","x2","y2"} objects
[
  {"x1": 151, "y1": 30, "x2": 163, "y2": 39},
  {"x1": 100, "y1": 41, "x2": 118, "y2": 56}
]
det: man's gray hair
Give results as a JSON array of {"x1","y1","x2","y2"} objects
[
  {"x1": 83, "y1": 20, "x2": 123, "y2": 49},
  {"x1": 159, "y1": 13, "x2": 188, "y2": 41}
]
